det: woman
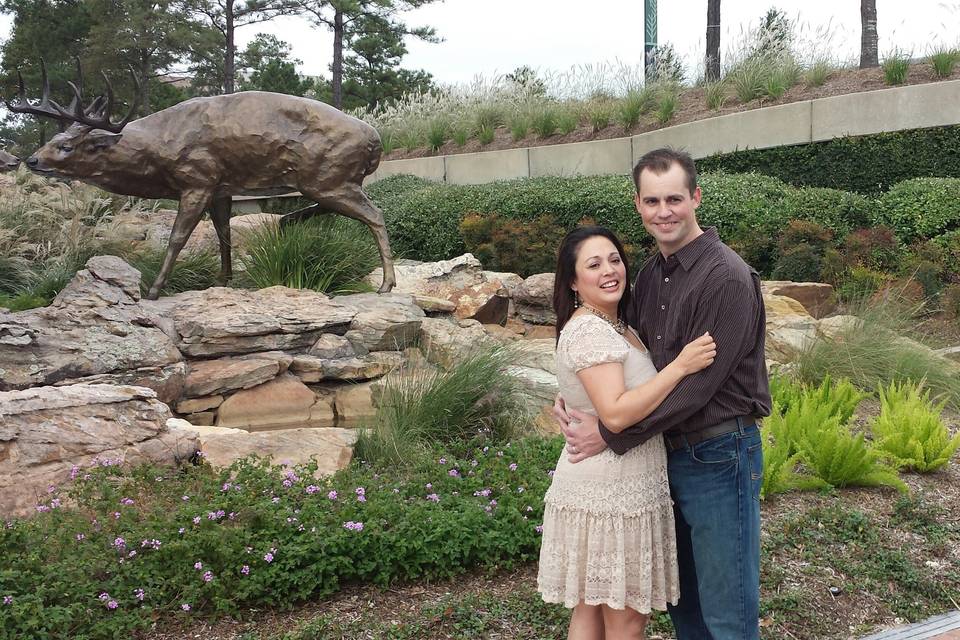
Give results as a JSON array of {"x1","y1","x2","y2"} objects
[{"x1": 537, "y1": 226, "x2": 716, "y2": 640}]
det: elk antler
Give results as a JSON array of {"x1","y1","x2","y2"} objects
[
  {"x1": 5, "y1": 59, "x2": 72, "y2": 123},
  {"x1": 6, "y1": 58, "x2": 141, "y2": 133}
]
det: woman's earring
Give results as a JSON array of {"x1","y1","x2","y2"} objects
[{"x1": 573, "y1": 291, "x2": 581, "y2": 308}]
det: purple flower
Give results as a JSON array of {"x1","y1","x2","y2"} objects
[
  {"x1": 70, "y1": 465, "x2": 80, "y2": 480},
  {"x1": 141, "y1": 539, "x2": 161, "y2": 550},
  {"x1": 113, "y1": 537, "x2": 126, "y2": 549},
  {"x1": 305, "y1": 485, "x2": 319, "y2": 494},
  {"x1": 112, "y1": 511, "x2": 121, "y2": 520},
  {"x1": 355, "y1": 487, "x2": 366, "y2": 502},
  {"x1": 425, "y1": 483, "x2": 432, "y2": 490},
  {"x1": 181, "y1": 603, "x2": 191, "y2": 612},
  {"x1": 263, "y1": 552, "x2": 274, "y2": 563},
  {"x1": 99, "y1": 592, "x2": 110, "y2": 601},
  {"x1": 438, "y1": 457, "x2": 446, "y2": 464},
  {"x1": 134, "y1": 588, "x2": 145, "y2": 601},
  {"x1": 35, "y1": 505, "x2": 50, "y2": 513},
  {"x1": 271, "y1": 496, "x2": 280, "y2": 504},
  {"x1": 426, "y1": 493, "x2": 440, "y2": 502},
  {"x1": 535, "y1": 525, "x2": 544, "y2": 534},
  {"x1": 194, "y1": 561, "x2": 203, "y2": 570},
  {"x1": 221, "y1": 482, "x2": 232, "y2": 491},
  {"x1": 526, "y1": 505, "x2": 533, "y2": 512},
  {"x1": 547, "y1": 469, "x2": 555, "y2": 477},
  {"x1": 3, "y1": 596, "x2": 12, "y2": 605},
  {"x1": 509, "y1": 463, "x2": 518, "y2": 471},
  {"x1": 50, "y1": 498, "x2": 61, "y2": 509},
  {"x1": 517, "y1": 487, "x2": 525, "y2": 493},
  {"x1": 202, "y1": 571, "x2": 214, "y2": 582},
  {"x1": 106, "y1": 599, "x2": 118, "y2": 610},
  {"x1": 471, "y1": 459, "x2": 479, "y2": 467},
  {"x1": 357, "y1": 495, "x2": 366, "y2": 503},
  {"x1": 489, "y1": 499, "x2": 497, "y2": 507},
  {"x1": 76, "y1": 533, "x2": 85, "y2": 541},
  {"x1": 127, "y1": 550, "x2": 137, "y2": 558},
  {"x1": 343, "y1": 521, "x2": 364, "y2": 531},
  {"x1": 282, "y1": 479, "x2": 293, "y2": 487},
  {"x1": 181, "y1": 495, "x2": 190, "y2": 501},
  {"x1": 120, "y1": 497, "x2": 135, "y2": 506},
  {"x1": 482, "y1": 446, "x2": 489, "y2": 453},
  {"x1": 178, "y1": 527, "x2": 186, "y2": 535},
  {"x1": 327, "y1": 490, "x2": 338, "y2": 500},
  {"x1": 473, "y1": 488, "x2": 491, "y2": 498},
  {"x1": 448, "y1": 469, "x2": 460, "y2": 478},
  {"x1": 241, "y1": 565, "x2": 250, "y2": 575},
  {"x1": 192, "y1": 516, "x2": 201, "y2": 525}
]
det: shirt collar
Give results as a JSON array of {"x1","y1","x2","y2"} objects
[{"x1": 658, "y1": 227, "x2": 719, "y2": 271}]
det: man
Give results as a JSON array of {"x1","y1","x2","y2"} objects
[{"x1": 557, "y1": 147, "x2": 771, "y2": 640}]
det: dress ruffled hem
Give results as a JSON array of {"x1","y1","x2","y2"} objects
[{"x1": 536, "y1": 500, "x2": 680, "y2": 612}]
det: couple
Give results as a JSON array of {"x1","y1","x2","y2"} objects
[{"x1": 537, "y1": 148, "x2": 772, "y2": 640}]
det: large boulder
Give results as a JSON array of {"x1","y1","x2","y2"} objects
[
  {"x1": 449, "y1": 281, "x2": 510, "y2": 325},
  {"x1": 0, "y1": 257, "x2": 182, "y2": 391},
  {"x1": 0, "y1": 384, "x2": 198, "y2": 516},
  {"x1": 169, "y1": 421, "x2": 356, "y2": 478},
  {"x1": 763, "y1": 294, "x2": 819, "y2": 364},
  {"x1": 762, "y1": 281, "x2": 835, "y2": 319},
  {"x1": 54, "y1": 362, "x2": 187, "y2": 405},
  {"x1": 139, "y1": 286, "x2": 359, "y2": 357},
  {"x1": 514, "y1": 273, "x2": 556, "y2": 325},
  {"x1": 339, "y1": 293, "x2": 425, "y2": 352},
  {"x1": 365, "y1": 254, "x2": 485, "y2": 299},
  {"x1": 291, "y1": 351, "x2": 404, "y2": 383},
  {"x1": 183, "y1": 352, "x2": 291, "y2": 398},
  {"x1": 418, "y1": 317, "x2": 496, "y2": 368},
  {"x1": 215, "y1": 374, "x2": 335, "y2": 430}
]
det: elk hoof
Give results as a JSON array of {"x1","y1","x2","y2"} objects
[
  {"x1": 377, "y1": 280, "x2": 395, "y2": 294},
  {"x1": 145, "y1": 286, "x2": 161, "y2": 300}
]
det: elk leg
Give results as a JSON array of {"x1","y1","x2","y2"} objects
[
  {"x1": 309, "y1": 187, "x2": 396, "y2": 294},
  {"x1": 147, "y1": 190, "x2": 211, "y2": 300},
  {"x1": 210, "y1": 196, "x2": 233, "y2": 285}
]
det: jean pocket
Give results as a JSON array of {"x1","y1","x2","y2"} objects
[{"x1": 689, "y1": 433, "x2": 738, "y2": 465}]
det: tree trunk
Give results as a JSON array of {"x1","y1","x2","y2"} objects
[
  {"x1": 860, "y1": 0, "x2": 878, "y2": 68},
  {"x1": 705, "y1": 0, "x2": 721, "y2": 81},
  {"x1": 140, "y1": 57, "x2": 152, "y2": 115},
  {"x1": 332, "y1": 7, "x2": 343, "y2": 108},
  {"x1": 224, "y1": 1, "x2": 236, "y2": 93}
]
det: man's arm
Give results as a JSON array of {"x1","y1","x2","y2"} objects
[{"x1": 599, "y1": 276, "x2": 760, "y2": 454}]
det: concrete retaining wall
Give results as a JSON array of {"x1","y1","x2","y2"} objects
[{"x1": 235, "y1": 80, "x2": 960, "y2": 211}]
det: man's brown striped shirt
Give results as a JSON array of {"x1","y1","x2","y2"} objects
[{"x1": 599, "y1": 227, "x2": 771, "y2": 455}]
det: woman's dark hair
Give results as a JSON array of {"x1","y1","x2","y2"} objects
[{"x1": 553, "y1": 225, "x2": 632, "y2": 343}]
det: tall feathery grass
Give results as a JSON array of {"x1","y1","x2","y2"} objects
[
  {"x1": 794, "y1": 296, "x2": 960, "y2": 409},
  {"x1": 355, "y1": 346, "x2": 529, "y2": 466},
  {"x1": 238, "y1": 216, "x2": 379, "y2": 294}
]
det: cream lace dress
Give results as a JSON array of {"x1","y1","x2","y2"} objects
[{"x1": 537, "y1": 313, "x2": 680, "y2": 612}]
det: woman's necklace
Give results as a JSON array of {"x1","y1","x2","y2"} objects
[{"x1": 582, "y1": 304, "x2": 627, "y2": 335}]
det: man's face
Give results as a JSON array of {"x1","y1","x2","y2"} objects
[{"x1": 634, "y1": 163, "x2": 703, "y2": 256}]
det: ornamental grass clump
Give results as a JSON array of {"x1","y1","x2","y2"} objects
[
  {"x1": 794, "y1": 297, "x2": 960, "y2": 410},
  {"x1": 124, "y1": 246, "x2": 221, "y2": 297},
  {"x1": 355, "y1": 346, "x2": 529, "y2": 465},
  {"x1": 881, "y1": 49, "x2": 911, "y2": 85},
  {"x1": 238, "y1": 216, "x2": 378, "y2": 294},
  {"x1": 928, "y1": 45, "x2": 960, "y2": 78},
  {"x1": 870, "y1": 380, "x2": 960, "y2": 472},
  {"x1": 0, "y1": 437, "x2": 559, "y2": 639}
]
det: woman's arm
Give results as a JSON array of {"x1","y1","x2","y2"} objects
[{"x1": 576, "y1": 333, "x2": 716, "y2": 432}]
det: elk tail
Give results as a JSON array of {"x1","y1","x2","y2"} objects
[{"x1": 364, "y1": 133, "x2": 382, "y2": 177}]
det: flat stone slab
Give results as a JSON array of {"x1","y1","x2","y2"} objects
[{"x1": 861, "y1": 612, "x2": 960, "y2": 639}]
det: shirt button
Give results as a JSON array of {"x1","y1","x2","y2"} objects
[
  {"x1": 656, "y1": 335, "x2": 662, "y2": 340},
  {"x1": 664, "y1": 277, "x2": 670, "y2": 282},
  {"x1": 660, "y1": 305, "x2": 666, "y2": 310}
]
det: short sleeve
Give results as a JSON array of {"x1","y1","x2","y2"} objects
[{"x1": 559, "y1": 315, "x2": 630, "y2": 372}]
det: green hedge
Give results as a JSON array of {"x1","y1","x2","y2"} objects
[
  {"x1": 368, "y1": 172, "x2": 880, "y2": 267},
  {"x1": 873, "y1": 178, "x2": 960, "y2": 243},
  {"x1": 697, "y1": 125, "x2": 960, "y2": 194}
]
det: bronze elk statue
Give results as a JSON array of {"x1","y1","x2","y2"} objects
[
  {"x1": 7, "y1": 62, "x2": 396, "y2": 299},
  {"x1": 0, "y1": 146, "x2": 19, "y2": 171}
]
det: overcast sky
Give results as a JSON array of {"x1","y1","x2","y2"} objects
[
  {"x1": 244, "y1": 0, "x2": 959, "y2": 85},
  {"x1": 0, "y1": 1, "x2": 957, "y2": 87}
]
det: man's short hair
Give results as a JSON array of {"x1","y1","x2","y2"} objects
[{"x1": 632, "y1": 147, "x2": 698, "y2": 196}]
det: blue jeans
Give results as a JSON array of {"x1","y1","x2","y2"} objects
[{"x1": 665, "y1": 421, "x2": 763, "y2": 640}]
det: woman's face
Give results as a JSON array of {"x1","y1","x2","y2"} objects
[{"x1": 571, "y1": 235, "x2": 626, "y2": 314}]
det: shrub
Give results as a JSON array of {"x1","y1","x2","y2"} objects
[
  {"x1": 451, "y1": 124, "x2": 470, "y2": 147},
  {"x1": 881, "y1": 50, "x2": 911, "y2": 85},
  {"x1": 426, "y1": 118, "x2": 448, "y2": 151},
  {"x1": 928, "y1": 46, "x2": 960, "y2": 78},
  {"x1": 760, "y1": 402, "x2": 831, "y2": 498},
  {"x1": 355, "y1": 346, "x2": 529, "y2": 465},
  {"x1": 764, "y1": 68, "x2": 789, "y2": 99},
  {"x1": 477, "y1": 125, "x2": 496, "y2": 145},
  {"x1": 836, "y1": 266, "x2": 889, "y2": 302},
  {"x1": 473, "y1": 105, "x2": 505, "y2": 135},
  {"x1": 874, "y1": 178, "x2": 960, "y2": 243},
  {"x1": 779, "y1": 186, "x2": 872, "y2": 237},
  {"x1": 870, "y1": 380, "x2": 960, "y2": 472},
  {"x1": 771, "y1": 220, "x2": 833, "y2": 282},
  {"x1": 841, "y1": 226, "x2": 900, "y2": 271},
  {"x1": 697, "y1": 125, "x2": 960, "y2": 195},
  {"x1": 238, "y1": 216, "x2": 378, "y2": 294},
  {"x1": 458, "y1": 213, "x2": 568, "y2": 276},
  {"x1": 941, "y1": 284, "x2": 960, "y2": 317},
  {"x1": 796, "y1": 416, "x2": 907, "y2": 493},
  {"x1": 616, "y1": 89, "x2": 652, "y2": 130},
  {"x1": 727, "y1": 57, "x2": 769, "y2": 102},
  {"x1": 0, "y1": 437, "x2": 559, "y2": 639}
]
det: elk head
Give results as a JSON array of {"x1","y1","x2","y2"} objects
[
  {"x1": 0, "y1": 144, "x2": 19, "y2": 171},
  {"x1": 6, "y1": 59, "x2": 140, "y2": 180}
]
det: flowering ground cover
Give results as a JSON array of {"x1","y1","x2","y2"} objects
[{"x1": 0, "y1": 436, "x2": 562, "y2": 640}]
